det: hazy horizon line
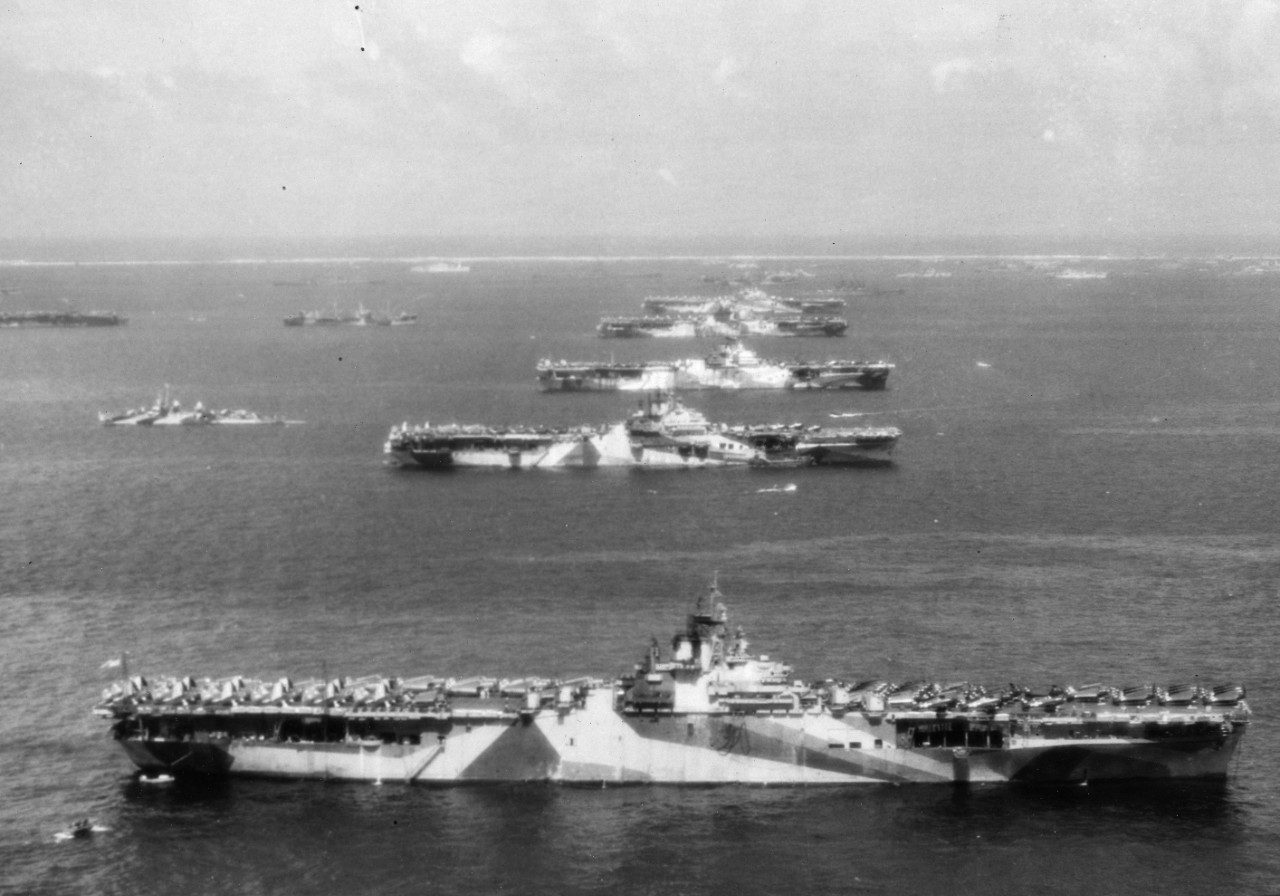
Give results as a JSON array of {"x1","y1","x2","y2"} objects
[{"x1": 2, "y1": 233, "x2": 1279, "y2": 266}]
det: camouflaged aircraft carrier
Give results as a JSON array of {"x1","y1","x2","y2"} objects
[{"x1": 96, "y1": 583, "x2": 1249, "y2": 785}]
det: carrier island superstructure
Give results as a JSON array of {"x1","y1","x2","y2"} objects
[{"x1": 96, "y1": 583, "x2": 1249, "y2": 786}]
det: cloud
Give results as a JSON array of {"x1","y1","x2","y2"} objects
[
  {"x1": 712, "y1": 56, "x2": 738, "y2": 85},
  {"x1": 931, "y1": 57, "x2": 976, "y2": 92},
  {"x1": 5, "y1": 1, "x2": 1280, "y2": 242}
]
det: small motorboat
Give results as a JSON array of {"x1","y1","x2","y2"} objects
[{"x1": 55, "y1": 818, "x2": 105, "y2": 842}]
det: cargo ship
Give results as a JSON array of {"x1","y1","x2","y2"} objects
[
  {"x1": 94, "y1": 582, "x2": 1251, "y2": 785},
  {"x1": 538, "y1": 341, "x2": 892, "y2": 392},
  {"x1": 1, "y1": 310, "x2": 125, "y2": 327},
  {"x1": 384, "y1": 394, "x2": 900, "y2": 469}
]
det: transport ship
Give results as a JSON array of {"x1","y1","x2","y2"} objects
[
  {"x1": 537, "y1": 341, "x2": 892, "y2": 391},
  {"x1": 1, "y1": 310, "x2": 125, "y2": 326},
  {"x1": 95, "y1": 582, "x2": 1251, "y2": 785},
  {"x1": 384, "y1": 394, "x2": 900, "y2": 469}
]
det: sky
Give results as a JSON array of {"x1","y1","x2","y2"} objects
[{"x1": 3, "y1": 1, "x2": 1280, "y2": 250}]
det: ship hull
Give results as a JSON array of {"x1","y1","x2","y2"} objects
[
  {"x1": 788, "y1": 365, "x2": 892, "y2": 390},
  {"x1": 537, "y1": 367, "x2": 677, "y2": 392},
  {"x1": 387, "y1": 428, "x2": 752, "y2": 469},
  {"x1": 537, "y1": 363, "x2": 891, "y2": 391},
  {"x1": 796, "y1": 439, "x2": 898, "y2": 466},
  {"x1": 108, "y1": 692, "x2": 1247, "y2": 786},
  {"x1": 387, "y1": 434, "x2": 623, "y2": 469},
  {"x1": 386, "y1": 418, "x2": 899, "y2": 469},
  {"x1": 1, "y1": 311, "x2": 126, "y2": 327}
]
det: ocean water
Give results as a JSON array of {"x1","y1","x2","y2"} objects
[{"x1": 1, "y1": 254, "x2": 1278, "y2": 895}]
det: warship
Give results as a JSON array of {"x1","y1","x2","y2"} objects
[
  {"x1": 597, "y1": 316, "x2": 698, "y2": 338},
  {"x1": 99, "y1": 389, "x2": 291, "y2": 426},
  {"x1": 1, "y1": 310, "x2": 125, "y2": 327},
  {"x1": 95, "y1": 582, "x2": 1251, "y2": 785},
  {"x1": 384, "y1": 394, "x2": 900, "y2": 469},
  {"x1": 598, "y1": 314, "x2": 847, "y2": 339},
  {"x1": 283, "y1": 307, "x2": 417, "y2": 326},
  {"x1": 642, "y1": 292, "x2": 845, "y2": 317},
  {"x1": 601, "y1": 290, "x2": 852, "y2": 339},
  {"x1": 537, "y1": 341, "x2": 892, "y2": 391}
]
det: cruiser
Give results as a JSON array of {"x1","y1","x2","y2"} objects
[
  {"x1": 95, "y1": 582, "x2": 1251, "y2": 785},
  {"x1": 538, "y1": 341, "x2": 892, "y2": 391},
  {"x1": 384, "y1": 394, "x2": 900, "y2": 469},
  {"x1": 100, "y1": 390, "x2": 290, "y2": 426}
]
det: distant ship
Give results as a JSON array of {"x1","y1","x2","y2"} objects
[
  {"x1": 1053, "y1": 268, "x2": 1109, "y2": 280},
  {"x1": 894, "y1": 268, "x2": 952, "y2": 279},
  {"x1": 538, "y1": 341, "x2": 892, "y2": 391},
  {"x1": 99, "y1": 390, "x2": 291, "y2": 426},
  {"x1": 603, "y1": 289, "x2": 848, "y2": 338},
  {"x1": 412, "y1": 262, "x2": 471, "y2": 274},
  {"x1": 0, "y1": 310, "x2": 125, "y2": 327},
  {"x1": 643, "y1": 293, "x2": 845, "y2": 316},
  {"x1": 598, "y1": 315, "x2": 847, "y2": 338},
  {"x1": 284, "y1": 307, "x2": 417, "y2": 326},
  {"x1": 95, "y1": 581, "x2": 1251, "y2": 785},
  {"x1": 384, "y1": 393, "x2": 900, "y2": 469},
  {"x1": 597, "y1": 316, "x2": 698, "y2": 338},
  {"x1": 770, "y1": 317, "x2": 848, "y2": 337}
]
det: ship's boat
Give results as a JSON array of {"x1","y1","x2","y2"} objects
[
  {"x1": 54, "y1": 819, "x2": 104, "y2": 842},
  {"x1": 94, "y1": 581, "x2": 1252, "y2": 786},
  {"x1": 538, "y1": 341, "x2": 892, "y2": 392},
  {"x1": 384, "y1": 394, "x2": 900, "y2": 469}
]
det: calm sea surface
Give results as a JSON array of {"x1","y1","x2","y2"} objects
[{"x1": 1, "y1": 255, "x2": 1278, "y2": 895}]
